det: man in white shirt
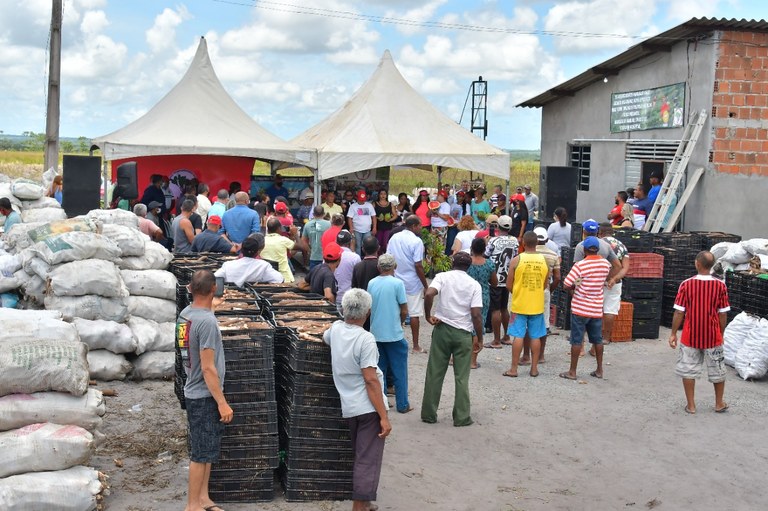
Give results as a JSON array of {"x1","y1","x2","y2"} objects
[
  {"x1": 196, "y1": 183, "x2": 212, "y2": 225},
  {"x1": 347, "y1": 190, "x2": 377, "y2": 256},
  {"x1": 387, "y1": 215, "x2": 429, "y2": 354},
  {"x1": 421, "y1": 252, "x2": 483, "y2": 427},
  {"x1": 214, "y1": 235, "x2": 283, "y2": 287},
  {"x1": 523, "y1": 185, "x2": 539, "y2": 230}
]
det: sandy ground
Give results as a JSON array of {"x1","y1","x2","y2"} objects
[{"x1": 92, "y1": 321, "x2": 768, "y2": 511}]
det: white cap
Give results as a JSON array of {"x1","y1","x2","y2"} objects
[{"x1": 534, "y1": 226, "x2": 548, "y2": 242}]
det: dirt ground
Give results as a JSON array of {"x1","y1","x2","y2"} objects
[{"x1": 92, "y1": 321, "x2": 768, "y2": 511}]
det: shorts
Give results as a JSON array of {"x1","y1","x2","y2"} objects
[
  {"x1": 603, "y1": 281, "x2": 622, "y2": 315},
  {"x1": 489, "y1": 287, "x2": 510, "y2": 312},
  {"x1": 508, "y1": 313, "x2": 547, "y2": 339},
  {"x1": 406, "y1": 293, "x2": 424, "y2": 318},
  {"x1": 186, "y1": 396, "x2": 225, "y2": 463},
  {"x1": 675, "y1": 345, "x2": 726, "y2": 383},
  {"x1": 570, "y1": 314, "x2": 603, "y2": 346}
]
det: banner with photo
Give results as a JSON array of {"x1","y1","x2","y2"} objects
[{"x1": 610, "y1": 83, "x2": 685, "y2": 133}]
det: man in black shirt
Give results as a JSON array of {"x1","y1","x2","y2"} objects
[
  {"x1": 352, "y1": 236, "x2": 381, "y2": 291},
  {"x1": 305, "y1": 242, "x2": 342, "y2": 303}
]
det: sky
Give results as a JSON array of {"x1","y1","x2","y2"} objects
[{"x1": 0, "y1": 0, "x2": 764, "y2": 150}]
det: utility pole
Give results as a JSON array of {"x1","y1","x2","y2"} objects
[{"x1": 44, "y1": 0, "x2": 62, "y2": 173}]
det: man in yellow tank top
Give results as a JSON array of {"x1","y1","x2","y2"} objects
[{"x1": 503, "y1": 231, "x2": 549, "y2": 378}]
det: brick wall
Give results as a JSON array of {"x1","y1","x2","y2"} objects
[{"x1": 711, "y1": 30, "x2": 768, "y2": 176}]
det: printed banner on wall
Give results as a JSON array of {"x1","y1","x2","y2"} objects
[{"x1": 610, "y1": 82, "x2": 686, "y2": 133}]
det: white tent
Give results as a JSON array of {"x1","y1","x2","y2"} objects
[
  {"x1": 292, "y1": 50, "x2": 510, "y2": 181},
  {"x1": 93, "y1": 37, "x2": 315, "y2": 167}
]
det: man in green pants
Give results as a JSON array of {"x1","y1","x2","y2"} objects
[{"x1": 421, "y1": 252, "x2": 484, "y2": 426}]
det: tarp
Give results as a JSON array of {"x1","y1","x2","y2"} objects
[
  {"x1": 93, "y1": 37, "x2": 315, "y2": 168},
  {"x1": 292, "y1": 50, "x2": 510, "y2": 180}
]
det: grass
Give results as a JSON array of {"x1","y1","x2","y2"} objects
[{"x1": 0, "y1": 151, "x2": 540, "y2": 195}]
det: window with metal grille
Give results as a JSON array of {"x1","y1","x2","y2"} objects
[{"x1": 569, "y1": 145, "x2": 591, "y2": 191}]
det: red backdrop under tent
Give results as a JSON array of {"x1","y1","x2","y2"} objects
[{"x1": 110, "y1": 154, "x2": 255, "y2": 205}]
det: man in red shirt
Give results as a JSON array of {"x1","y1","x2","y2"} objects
[
  {"x1": 560, "y1": 237, "x2": 611, "y2": 380},
  {"x1": 607, "y1": 190, "x2": 628, "y2": 226},
  {"x1": 669, "y1": 251, "x2": 730, "y2": 414},
  {"x1": 322, "y1": 213, "x2": 346, "y2": 251}
]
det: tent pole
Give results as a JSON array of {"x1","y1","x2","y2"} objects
[
  {"x1": 505, "y1": 180, "x2": 510, "y2": 215},
  {"x1": 314, "y1": 169, "x2": 320, "y2": 207},
  {"x1": 437, "y1": 167, "x2": 442, "y2": 190}
]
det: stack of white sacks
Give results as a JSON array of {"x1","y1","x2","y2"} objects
[
  {"x1": 0, "y1": 309, "x2": 105, "y2": 509},
  {"x1": 0, "y1": 174, "x2": 67, "y2": 226},
  {"x1": 2, "y1": 207, "x2": 178, "y2": 381}
]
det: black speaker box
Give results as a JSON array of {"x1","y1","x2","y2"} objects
[
  {"x1": 62, "y1": 155, "x2": 102, "y2": 217},
  {"x1": 115, "y1": 161, "x2": 139, "y2": 200},
  {"x1": 540, "y1": 166, "x2": 578, "y2": 222}
]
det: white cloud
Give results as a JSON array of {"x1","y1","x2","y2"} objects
[
  {"x1": 80, "y1": 10, "x2": 109, "y2": 35},
  {"x1": 385, "y1": 0, "x2": 448, "y2": 36},
  {"x1": 146, "y1": 6, "x2": 191, "y2": 54},
  {"x1": 544, "y1": 0, "x2": 657, "y2": 54},
  {"x1": 665, "y1": 0, "x2": 722, "y2": 22}
]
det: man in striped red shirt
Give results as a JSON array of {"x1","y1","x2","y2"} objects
[
  {"x1": 669, "y1": 251, "x2": 730, "y2": 414},
  {"x1": 560, "y1": 237, "x2": 612, "y2": 380}
]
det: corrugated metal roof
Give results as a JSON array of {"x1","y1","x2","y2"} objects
[{"x1": 517, "y1": 17, "x2": 768, "y2": 108}]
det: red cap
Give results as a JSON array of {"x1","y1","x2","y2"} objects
[
  {"x1": 323, "y1": 242, "x2": 342, "y2": 262},
  {"x1": 356, "y1": 190, "x2": 367, "y2": 201},
  {"x1": 511, "y1": 194, "x2": 526, "y2": 202},
  {"x1": 456, "y1": 191, "x2": 465, "y2": 197},
  {"x1": 275, "y1": 202, "x2": 288, "y2": 213},
  {"x1": 207, "y1": 215, "x2": 222, "y2": 226},
  {"x1": 437, "y1": 190, "x2": 448, "y2": 199}
]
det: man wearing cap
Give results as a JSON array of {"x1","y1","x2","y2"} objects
[
  {"x1": 503, "y1": 232, "x2": 549, "y2": 378},
  {"x1": 422, "y1": 252, "x2": 483, "y2": 426},
  {"x1": 214, "y1": 235, "x2": 283, "y2": 286},
  {"x1": 594, "y1": 222, "x2": 630, "y2": 351},
  {"x1": 519, "y1": 227, "x2": 561, "y2": 364},
  {"x1": 221, "y1": 191, "x2": 260, "y2": 244},
  {"x1": 560, "y1": 236, "x2": 612, "y2": 380},
  {"x1": 272, "y1": 201, "x2": 295, "y2": 232},
  {"x1": 302, "y1": 242, "x2": 342, "y2": 303},
  {"x1": 302, "y1": 205, "x2": 331, "y2": 270},
  {"x1": 322, "y1": 191, "x2": 343, "y2": 218},
  {"x1": 492, "y1": 193, "x2": 508, "y2": 217},
  {"x1": 483, "y1": 214, "x2": 519, "y2": 348},
  {"x1": 523, "y1": 185, "x2": 538, "y2": 230},
  {"x1": 368, "y1": 254, "x2": 411, "y2": 413},
  {"x1": 334, "y1": 230, "x2": 362, "y2": 314},
  {"x1": 387, "y1": 215, "x2": 429, "y2": 354},
  {"x1": 648, "y1": 173, "x2": 663, "y2": 203},
  {"x1": 431, "y1": 190, "x2": 452, "y2": 244},
  {"x1": 191, "y1": 216, "x2": 238, "y2": 254},
  {"x1": 265, "y1": 174, "x2": 289, "y2": 204},
  {"x1": 573, "y1": 219, "x2": 622, "y2": 274},
  {"x1": 296, "y1": 192, "x2": 314, "y2": 224},
  {"x1": 347, "y1": 190, "x2": 377, "y2": 256}
]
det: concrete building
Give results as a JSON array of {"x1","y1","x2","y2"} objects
[{"x1": 519, "y1": 17, "x2": 768, "y2": 238}]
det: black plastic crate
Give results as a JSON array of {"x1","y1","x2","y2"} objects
[
  {"x1": 224, "y1": 380, "x2": 276, "y2": 405},
  {"x1": 632, "y1": 319, "x2": 660, "y2": 339},
  {"x1": 284, "y1": 445, "x2": 355, "y2": 472},
  {"x1": 218, "y1": 442, "x2": 279, "y2": 467},
  {"x1": 209, "y1": 477, "x2": 275, "y2": 503},
  {"x1": 613, "y1": 229, "x2": 653, "y2": 253},
  {"x1": 560, "y1": 247, "x2": 575, "y2": 276},
  {"x1": 691, "y1": 231, "x2": 742, "y2": 251},
  {"x1": 569, "y1": 222, "x2": 583, "y2": 247},
  {"x1": 621, "y1": 278, "x2": 663, "y2": 300},
  {"x1": 279, "y1": 404, "x2": 349, "y2": 433},
  {"x1": 226, "y1": 403, "x2": 278, "y2": 437},
  {"x1": 224, "y1": 348, "x2": 275, "y2": 372},
  {"x1": 285, "y1": 337, "x2": 333, "y2": 375},
  {"x1": 625, "y1": 298, "x2": 662, "y2": 319},
  {"x1": 653, "y1": 232, "x2": 698, "y2": 250}
]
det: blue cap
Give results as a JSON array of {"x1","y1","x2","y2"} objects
[
  {"x1": 582, "y1": 219, "x2": 599, "y2": 235},
  {"x1": 583, "y1": 236, "x2": 600, "y2": 251}
]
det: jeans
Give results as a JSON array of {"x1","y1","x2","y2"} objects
[
  {"x1": 354, "y1": 231, "x2": 371, "y2": 256},
  {"x1": 377, "y1": 339, "x2": 409, "y2": 412},
  {"x1": 569, "y1": 314, "x2": 603, "y2": 346}
]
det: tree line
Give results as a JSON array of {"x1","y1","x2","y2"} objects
[{"x1": 0, "y1": 131, "x2": 91, "y2": 153}]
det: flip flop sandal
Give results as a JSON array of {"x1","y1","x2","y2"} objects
[{"x1": 559, "y1": 372, "x2": 577, "y2": 380}]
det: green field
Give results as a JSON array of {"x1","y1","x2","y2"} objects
[{"x1": 0, "y1": 150, "x2": 540, "y2": 195}]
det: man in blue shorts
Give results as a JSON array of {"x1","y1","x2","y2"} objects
[{"x1": 177, "y1": 270, "x2": 233, "y2": 511}]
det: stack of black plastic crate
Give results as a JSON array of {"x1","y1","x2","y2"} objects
[
  {"x1": 652, "y1": 233, "x2": 700, "y2": 328},
  {"x1": 554, "y1": 246, "x2": 575, "y2": 330},
  {"x1": 726, "y1": 271, "x2": 768, "y2": 321},
  {"x1": 613, "y1": 230, "x2": 661, "y2": 338},
  {"x1": 257, "y1": 290, "x2": 354, "y2": 502}
]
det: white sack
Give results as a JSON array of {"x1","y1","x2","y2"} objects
[
  {"x1": 0, "y1": 272, "x2": 18, "y2": 293},
  {"x1": 11, "y1": 178, "x2": 45, "y2": 200},
  {"x1": 73, "y1": 318, "x2": 136, "y2": 354},
  {"x1": 0, "y1": 423, "x2": 93, "y2": 478},
  {"x1": 13, "y1": 269, "x2": 45, "y2": 303},
  {"x1": 0, "y1": 183, "x2": 22, "y2": 209},
  {"x1": 0, "y1": 389, "x2": 105, "y2": 432},
  {"x1": 120, "y1": 269, "x2": 177, "y2": 300},
  {"x1": 127, "y1": 295, "x2": 176, "y2": 323},
  {"x1": 2, "y1": 221, "x2": 45, "y2": 251},
  {"x1": 29, "y1": 232, "x2": 121, "y2": 265},
  {"x1": 0, "y1": 338, "x2": 89, "y2": 397},
  {"x1": 734, "y1": 317, "x2": 768, "y2": 380},
  {"x1": 48, "y1": 259, "x2": 127, "y2": 297},
  {"x1": 86, "y1": 208, "x2": 139, "y2": 229},
  {"x1": 742, "y1": 238, "x2": 768, "y2": 256},
  {"x1": 22, "y1": 254, "x2": 51, "y2": 281},
  {"x1": 723, "y1": 312, "x2": 757, "y2": 367},
  {"x1": 0, "y1": 315, "x2": 78, "y2": 344},
  {"x1": 128, "y1": 317, "x2": 174, "y2": 354},
  {"x1": 710, "y1": 242, "x2": 733, "y2": 260},
  {"x1": 0, "y1": 252, "x2": 21, "y2": 274},
  {"x1": 44, "y1": 294, "x2": 129, "y2": 322},
  {"x1": 118, "y1": 241, "x2": 173, "y2": 270},
  {"x1": 86, "y1": 350, "x2": 133, "y2": 381},
  {"x1": 0, "y1": 465, "x2": 102, "y2": 511},
  {"x1": 758, "y1": 254, "x2": 768, "y2": 270},
  {"x1": 130, "y1": 351, "x2": 175, "y2": 380},
  {"x1": 101, "y1": 223, "x2": 147, "y2": 257},
  {"x1": 0, "y1": 308, "x2": 62, "y2": 321},
  {"x1": 22, "y1": 207, "x2": 68, "y2": 224},
  {"x1": 41, "y1": 167, "x2": 58, "y2": 193},
  {"x1": 22, "y1": 196, "x2": 61, "y2": 210},
  {"x1": 721, "y1": 243, "x2": 751, "y2": 265}
]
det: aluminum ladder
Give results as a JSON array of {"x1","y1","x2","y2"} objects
[{"x1": 644, "y1": 109, "x2": 707, "y2": 233}]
